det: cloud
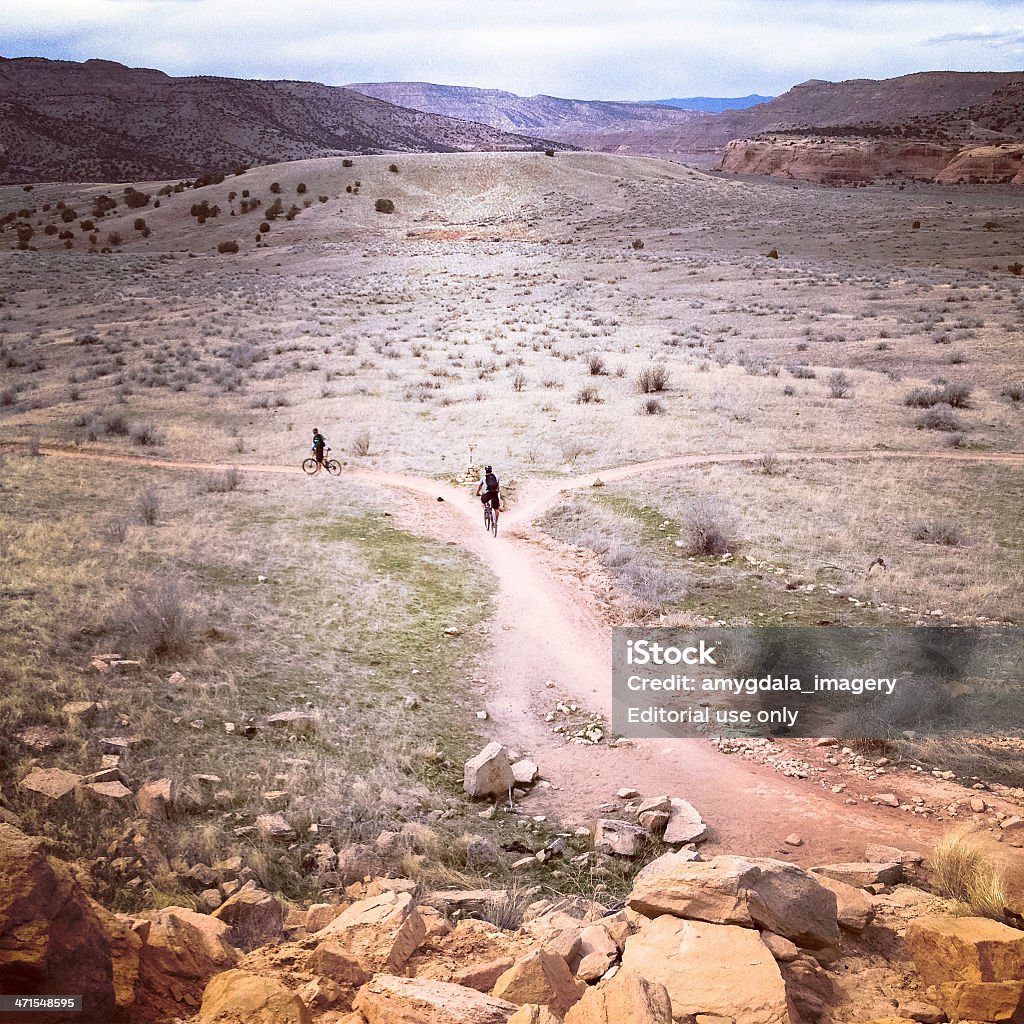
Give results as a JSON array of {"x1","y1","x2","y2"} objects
[{"x1": 2, "y1": 0, "x2": 1024, "y2": 98}]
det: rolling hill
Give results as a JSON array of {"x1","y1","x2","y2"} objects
[{"x1": 0, "y1": 58, "x2": 565, "y2": 184}]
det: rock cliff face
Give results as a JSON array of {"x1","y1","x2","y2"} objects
[
  {"x1": 716, "y1": 137, "x2": 962, "y2": 184},
  {"x1": 934, "y1": 145, "x2": 1024, "y2": 184}
]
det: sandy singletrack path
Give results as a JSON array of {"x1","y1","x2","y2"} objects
[{"x1": 14, "y1": 444, "x2": 1024, "y2": 863}]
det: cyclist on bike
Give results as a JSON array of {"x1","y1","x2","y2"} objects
[
  {"x1": 476, "y1": 464, "x2": 500, "y2": 527},
  {"x1": 311, "y1": 428, "x2": 330, "y2": 467}
]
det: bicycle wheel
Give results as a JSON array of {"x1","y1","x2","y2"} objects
[
  {"x1": 483, "y1": 507, "x2": 492, "y2": 532},
  {"x1": 302, "y1": 458, "x2": 319, "y2": 475},
  {"x1": 491, "y1": 512, "x2": 498, "y2": 537},
  {"x1": 325, "y1": 459, "x2": 342, "y2": 477}
]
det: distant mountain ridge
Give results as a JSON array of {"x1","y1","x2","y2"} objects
[
  {"x1": 0, "y1": 58, "x2": 564, "y2": 184},
  {"x1": 346, "y1": 81, "x2": 701, "y2": 136},
  {"x1": 654, "y1": 95, "x2": 774, "y2": 113}
]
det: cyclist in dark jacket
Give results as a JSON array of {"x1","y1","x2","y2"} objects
[
  {"x1": 476, "y1": 465, "x2": 500, "y2": 520},
  {"x1": 311, "y1": 428, "x2": 330, "y2": 466}
]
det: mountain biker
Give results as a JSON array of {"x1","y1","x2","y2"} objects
[
  {"x1": 311, "y1": 428, "x2": 330, "y2": 467},
  {"x1": 476, "y1": 465, "x2": 500, "y2": 526}
]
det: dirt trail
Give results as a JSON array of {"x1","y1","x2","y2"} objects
[{"x1": 15, "y1": 444, "x2": 1024, "y2": 864}]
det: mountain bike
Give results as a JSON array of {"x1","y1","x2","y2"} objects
[
  {"x1": 303, "y1": 454, "x2": 341, "y2": 476},
  {"x1": 483, "y1": 501, "x2": 498, "y2": 537}
]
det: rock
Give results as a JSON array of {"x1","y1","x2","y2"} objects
[
  {"x1": 354, "y1": 974, "x2": 520, "y2": 1023},
  {"x1": 929, "y1": 980, "x2": 1024, "y2": 1023},
  {"x1": 811, "y1": 863, "x2": 902, "y2": 888},
  {"x1": 638, "y1": 810, "x2": 671, "y2": 834},
  {"x1": 784, "y1": 834, "x2": 803, "y2": 847},
  {"x1": 935, "y1": 143, "x2": 1024, "y2": 184},
  {"x1": 198, "y1": 969, "x2": 311, "y2": 1024},
  {"x1": 454, "y1": 958, "x2": 517, "y2": 993},
  {"x1": 617, "y1": 788, "x2": 641, "y2": 799},
  {"x1": 663, "y1": 798, "x2": 707, "y2": 845},
  {"x1": 255, "y1": 813, "x2": 296, "y2": 843},
  {"x1": 574, "y1": 925, "x2": 619, "y2": 981},
  {"x1": 138, "y1": 907, "x2": 240, "y2": 1013},
  {"x1": 563, "y1": 968, "x2": 673, "y2": 1023},
  {"x1": 266, "y1": 710, "x2": 317, "y2": 734},
  {"x1": 621, "y1": 916, "x2": 794, "y2": 1023},
  {"x1": 168, "y1": 671, "x2": 187, "y2": 687},
  {"x1": 905, "y1": 916, "x2": 1024, "y2": 988},
  {"x1": 814, "y1": 875, "x2": 876, "y2": 933},
  {"x1": 636, "y1": 796, "x2": 672, "y2": 815},
  {"x1": 211, "y1": 882, "x2": 284, "y2": 951},
  {"x1": 307, "y1": 939, "x2": 371, "y2": 986},
  {"x1": 874, "y1": 793, "x2": 901, "y2": 808},
  {"x1": 760, "y1": 931, "x2": 800, "y2": 962},
  {"x1": 897, "y1": 1000, "x2": 945, "y2": 1023},
  {"x1": 306, "y1": 903, "x2": 346, "y2": 933},
  {"x1": 633, "y1": 850, "x2": 702, "y2": 886},
  {"x1": 0, "y1": 824, "x2": 118, "y2": 1023},
  {"x1": 628, "y1": 854, "x2": 840, "y2": 950},
  {"x1": 594, "y1": 819, "x2": 647, "y2": 858},
  {"x1": 509, "y1": 1006, "x2": 563, "y2": 1024},
  {"x1": 492, "y1": 949, "x2": 586, "y2": 1016},
  {"x1": 19, "y1": 767, "x2": 82, "y2": 800},
  {"x1": 970, "y1": 797, "x2": 988, "y2": 813},
  {"x1": 16, "y1": 725, "x2": 67, "y2": 750},
  {"x1": 513, "y1": 760, "x2": 540, "y2": 785},
  {"x1": 865, "y1": 844, "x2": 915, "y2": 864},
  {"x1": 815, "y1": 737, "x2": 839, "y2": 747},
  {"x1": 336, "y1": 843, "x2": 385, "y2": 882},
  {"x1": 464, "y1": 742, "x2": 516, "y2": 800},
  {"x1": 314, "y1": 890, "x2": 425, "y2": 973},
  {"x1": 466, "y1": 836, "x2": 503, "y2": 869},
  {"x1": 81, "y1": 780, "x2": 133, "y2": 805},
  {"x1": 136, "y1": 778, "x2": 175, "y2": 819},
  {"x1": 299, "y1": 976, "x2": 347, "y2": 1011},
  {"x1": 63, "y1": 700, "x2": 100, "y2": 719}
]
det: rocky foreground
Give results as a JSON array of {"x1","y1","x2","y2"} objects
[{"x1": 3, "y1": 815, "x2": 1024, "y2": 1024}]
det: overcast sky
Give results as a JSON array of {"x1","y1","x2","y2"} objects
[{"x1": 4, "y1": 0, "x2": 1023, "y2": 99}]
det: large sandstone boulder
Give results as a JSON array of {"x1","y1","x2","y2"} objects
[
  {"x1": 198, "y1": 969, "x2": 311, "y2": 1024},
  {"x1": 564, "y1": 967, "x2": 672, "y2": 1023},
  {"x1": 464, "y1": 742, "x2": 515, "y2": 799},
  {"x1": 211, "y1": 882, "x2": 285, "y2": 951},
  {"x1": 812, "y1": 863, "x2": 901, "y2": 888},
  {"x1": 491, "y1": 948, "x2": 587, "y2": 1016},
  {"x1": 354, "y1": 974, "x2": 520, "y2": 1023},
  {"x1": 137, "y1": 907, "x2": 240, "y2": 1013},
  {"x1": 929, "y1": 980, "x2": 1024, "y2": 1023},
  {"x1": 314, "y1": 890, "x2": 425, "y2": 973},
  {"x1": 905, "y1": 916, "x2": 1024, "y2": 988},
  {"x1": 594, "y1": 819, "x2": 647, "y2": 858},
  {"x1": 621, "y1": 916, "x2": 795, "y2": 1023},
  {"x1": 0, "y1": 823, "x2": 117, "y2": 1023},
  {"x1": 627, "y1": 855, "x2": 840, "y2": 950}
]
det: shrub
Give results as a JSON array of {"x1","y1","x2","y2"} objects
[
  {"x1": 766, "y1": 247, "x2": 779, "y2": 259},
  {"x1": 511, "y1": 372, "x2": 526, "y2": 392},
  {"x1": 587, "y1": 354, "x2": 606, "y2": 376},
  {"x1": 374, "y1": 198, "x2": 395, "y2": 214},
  {"x1": 352, "y1": 431, "x2": 372, "y2": 457},
  {"x1": 912, "y1": 518, "x2": 963, "y2": 546},
  {"x1": 827, "y1": 371, "x2": 851, "y2": 398},
  {"x1": 202, "y1": 467, "x2": 241, "y2": 493},
  {"x1": 129, "y1": 422, "x2": 164, "y2": 446},
  {"x1": 107, "y1": 231, "x2": 123, "y2": 247},
  {"x1": 916, "y1": 408, "x2": 964, "y2": 431},
  {"x1": 119, "y1": 578, "x2": 199, "y2": 660},
  {"x1": 265, "y1": 198, "x2": 283, "y2": 220},
  {"x1": 1008, "y1": 262, "x2": 1023, "y2": 276},
  {"x1": 636, "y1": 364, "x2": 669, "y2": 393},
  {"x1": 640, "y1": 397, "x2": 664, "y2": 415},
  {"x1": 631, "y1": 239, "x2": 645, "y2": 250},
  {"x1": 1002, "y1": 382, "x2": 1023, "y2": 404},
  {"x1": 682, "y1": 499, "x2": 736, "y2": 556},
  {"x1": 575, "y1": 386, "x2": 602, "y2": 404},
  {"x1": 43, "y1": 224, "x2": 58, "y2": 236},
  {"x1": 135, "y1": 487, "x2": 161, "y2": 525},
  {"x1": 545, "y1": 149, "x2": 555, "y2": 157},
  {"x1": 296, "y1": 182, "x2": 307, "y2": 194},
  {"x1": 60, "y1": 208, "x2": 77, "y2": 223},
  {"x1": 758, "y1": 452, "x2": 781, "y2": 476},
  {"x1": 912, "y1": 220, "x2": 921, "y2": 230},
  {"x1": 787, "y1": 364, "x2": 816, "y2": 379},
  {"x1": 342, "y1": 159, "x2": 354, "y2": 167},
  {"x1": 929, "y1": 831, "x2": 1007, "y2": 920},
  {"x1": 123, "y1": 187, "x2": 150, "y2": 209},
  {"x1": 217, "y1": 240, "x2": 239, "y2": 254},
  {"x1": 388, "y1": 163, "x2": 399, "y2": 173},
  {"x1": 259, "y1": 221, "x2": 270, "y2": 234},
  {"x1": 270, "y1": 182, "x2": 281, "y2": 194}
]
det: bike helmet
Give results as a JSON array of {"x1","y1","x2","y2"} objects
[
  {"x1": 485, "y1": 465, "x2": 492, "y2": 472},
  {"x1": 313, "y1": 428, "x2": 320, "y2": 434}
]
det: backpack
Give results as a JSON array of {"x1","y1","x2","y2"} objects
[{"x1": 484, "y1": 471, "x2": 498, "y2": 493}]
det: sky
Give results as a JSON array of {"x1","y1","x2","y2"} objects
[{"x1": 3, "y1": 0, "x2": 1023, "y2": 99}]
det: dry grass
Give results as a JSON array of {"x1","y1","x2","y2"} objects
[{"x1": 929, "y1": 830, "x2": 1009, "y2": 920}]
